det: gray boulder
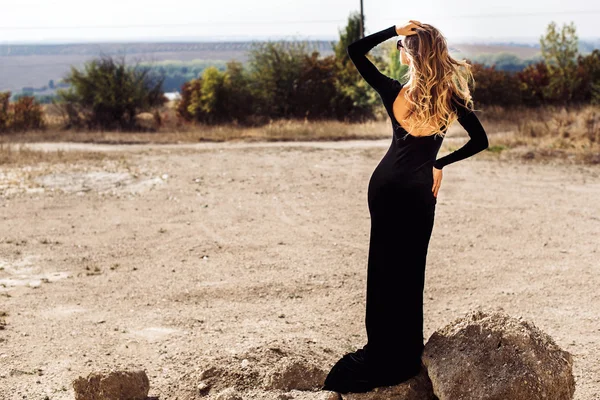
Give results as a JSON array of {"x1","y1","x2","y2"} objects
[
  {"x1": 422, "y1": 309, "x2": 575, "y2": 400},
  {"x1": 72, "y1": 369, "x2": 150, "y2": 400}
]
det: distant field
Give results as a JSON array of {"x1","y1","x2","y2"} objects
[
  {"x1": 455, "y1": 43, "x2": 541, "y2": 59},
  {"x1": 0, "y1": 50, "x2": 247, "y2": 93}
]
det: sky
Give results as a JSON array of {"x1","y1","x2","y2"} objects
[{"x1": 1, "y1": 0, "x2": 599, "y2": 44}]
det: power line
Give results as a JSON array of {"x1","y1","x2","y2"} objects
[{"x1": 2, "y1": 9, "x2": 600, "y2": 31}]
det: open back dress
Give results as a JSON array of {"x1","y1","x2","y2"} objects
[{"x1": 321, "y1": 25, "x2": 489, "y2": 394}]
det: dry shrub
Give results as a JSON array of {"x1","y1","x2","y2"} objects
[
  {"x1": 0, "y1": 92, "x2": 45, "y2": 133},
  {"x1": 9, "y1": 97, "x2": 45, "y2": 132},
  {"x1": 582, "y1": 108, "x2": 600, "y2": 143},
  {"x1": 507, "y1": 105, "x2": 600, "y2": 159}
]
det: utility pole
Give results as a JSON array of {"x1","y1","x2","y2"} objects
[{"x1": 360, "y1": 0, "x2": 364, "y2": 38}]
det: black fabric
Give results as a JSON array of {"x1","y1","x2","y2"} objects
[{"x1": 322, "y1": 26, "x2": 489, "y2": 394}]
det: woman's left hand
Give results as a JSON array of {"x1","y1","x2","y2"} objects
[
  {"x1": 395, "y1": 20, "x2": 422, "y2": 36},
  {"x1": 432, "y1": 167, "x2": 442, "y2": 198}
]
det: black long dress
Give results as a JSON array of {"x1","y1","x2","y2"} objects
[{"x1": 322, "y1": 25, "x2": 489, "y2": 394}]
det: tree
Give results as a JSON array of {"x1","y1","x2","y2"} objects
[
  {"x1": 471, "y1": 62, "x2": 521, "y2": 107},
  {"x1": 575, "y1": 49, "x2": 600, "y2": 104},
  {"x1": 387, "y1": 40, "x2": 409, "y2": 83},
  {"x1": 55, "y1": 54, "x2": 167, "y2": 131},
  {"x1": 247, "y1": 40, "x2": 309, "y2": 118},
  {"x1": 516, "y1": 61, "x2": 550, "y2": 106},
  {"x1": 332, "y1": 11, "x2": 363, "y2": 64},
  {"x1": 539, "y1": 21, "x2": 581, "y2": 105},
  {"x1": 329, "y1": 12, "x2": 389, "y2": 122}
]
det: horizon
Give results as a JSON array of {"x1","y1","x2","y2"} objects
[{"x1": 1, "y1": 34, "x2": 598, "y2": 47}]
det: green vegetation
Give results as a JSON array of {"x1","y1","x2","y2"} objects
[
  {"x1": 487, "y1": 144, "x2": 507, "y2": 153},
  {"x1": 177, "y1": 12, "x2": 389, "y2": 126},
  {"x1": 55, "y1": 55, "x2": 167, "y2": 131},
  {"x1": 136, "y1": 59, "x2": 228, "y2": 92}
]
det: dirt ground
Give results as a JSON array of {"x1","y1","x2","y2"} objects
[{"x1": 0, "y1": 139, "x2": 599, "y2": 400}]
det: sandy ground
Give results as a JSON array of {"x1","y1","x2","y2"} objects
[{"x1": 0, "y1": 139, "x2": 599, "y2": 400}]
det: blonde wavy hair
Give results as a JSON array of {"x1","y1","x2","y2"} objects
[{"x1": 399, "y1": 23, "x2": 477, "y2": 137}]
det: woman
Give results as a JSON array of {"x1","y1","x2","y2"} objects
[{"x1": 321, "y1": 20, "x2": 489, "y2": 394}]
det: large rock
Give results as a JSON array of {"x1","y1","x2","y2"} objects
[
  {"x1": 422, "y1": 310, "x2": 575, "y2": 400},
  {"x1": 72, "y1": 369, "x2": 150, "y2": 400}
]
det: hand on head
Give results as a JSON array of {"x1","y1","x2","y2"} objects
[{"x1": 396, "y1": 20, "x2": 423, "y2": 36}]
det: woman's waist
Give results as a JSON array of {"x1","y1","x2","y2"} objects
[
  {"x1": 372, "y1": 165, "x2": 433, "y2": 187},
  {"x1": 377, "y1": 156, "x2": 435, "y2": 175}
]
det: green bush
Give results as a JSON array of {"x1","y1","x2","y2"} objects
[
  {"x1": 176, "y1": 61, "x2": 255, "y2": 125},
  {"x1": 55, "y1": 55, "x2": 167, "y2": 131}
]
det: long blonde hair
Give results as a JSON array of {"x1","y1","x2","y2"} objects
[{"x1": 399, "y1": 23, "x2": 476, "y2": 137}]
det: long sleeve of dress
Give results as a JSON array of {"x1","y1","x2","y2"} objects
[
  {"x1": 433, "y1": 104, "x2": 489, "y2": 169},
  {"x1": 347, "y1": 25, "x2": 398, "y2": 97}
]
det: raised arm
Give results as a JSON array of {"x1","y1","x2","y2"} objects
[
  {"x1": 346, "y1": 25, "x2": 398, "y2": 96},
  {"x1": 433, "y1": 102, "x2": 489, "y2": 170}
]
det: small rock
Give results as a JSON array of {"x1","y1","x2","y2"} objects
[
  {"x1": 199, "y1": 366, "x2": 219, "y2": 380},
  {"x1": 215, "y1": 387, "x2": 243, "y2": 400},
  {"x1": 198, "y1": 380, "x2": 211, "y2": 395},
  {"x1": 72, "y1": 369, "x2": 149, "y2": 400}
]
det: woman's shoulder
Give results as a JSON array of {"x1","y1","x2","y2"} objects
[
  {"x1": 387, "y1": 79, "x2": 404, "y2": 97},
  {"x1": 377, "y1": 78, "x2": 403, "y2": 101}
]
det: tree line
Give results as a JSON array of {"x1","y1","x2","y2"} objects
[{"x1": 1, "y1": 14, "x2": 598, "y2": 134}]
